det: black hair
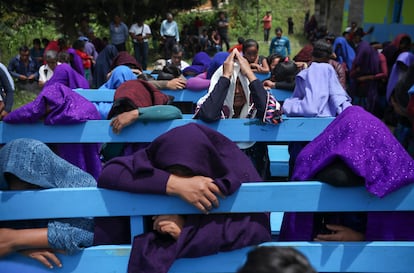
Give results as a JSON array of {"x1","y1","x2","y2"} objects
[
  {"x1": 19, "y1": 45, "x2": 29, "y2": 52},
  {"x1": 32, "y1": 38, "x2": 41, "y2": 45},
  {"x1": 57, "y1": 51, "x2": 70, "y2": 63},
  {"x1": 312, "y1": 39, "x2": 333, "y2": 60},
  {"x1": 272, "y1": 59, "x2": 298, "y2": 83},
  {"x1": 236, "y1": 246, "x2": 317, "y2": 273},
  {"x1": 275, "y1": 27, "x2": 283, "y2": 33},
  {"x1": 242, "y1": 39, "x2": 259, "y2": 54},
  {"x1": 171, "y1": 43, "x2": 184, "y2": 55},
  {"x1": 72, "y1": 39, "x2": 86, "y2": 50},
  {"x1": 267, "y1": 53, "x2": 283, "y2": 65}
]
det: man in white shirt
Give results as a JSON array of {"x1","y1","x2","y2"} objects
[
  {"x1": 38, "y1": 50, "x2": 60, "y2": 88},
  {"x1": 129, "y1": 18, "x2": 152, "y2": 70},
  {"x1": 160, "y1": 13, "x2": 180, "y2": 60},
  {"x1": 166, "y1": 44, "x2": 189, "y2": 70}
]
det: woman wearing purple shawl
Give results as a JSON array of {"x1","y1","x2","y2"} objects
[
  {"x1": 349, "y1": 40, "x2": 381, "y2": 113},
  {"x1": 44, "y1": 63, "x2": 89, "y2": 89},
  {"x1": 182, "y1": 51, "x2": 211, "y2": 77},
  {"x1": 66, "y1": 48, "x2": 85, "y2": 76},
  {"x1": 3, "y1": 83, "x2": 102, "y2": 179},
  {"x1": 97, "y1": 123, "x2": 271, "y2": 273},
  {"x1": 280, "y1": 106, "x2": 414, "y2": 241},
  {"x1": 186, "y1": 51, "x2": 229, "y2": 91},
  {"x1": 386, "y1": 51, "x2": 414, "y2": 101}
]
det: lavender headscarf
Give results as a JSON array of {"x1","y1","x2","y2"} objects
[
  {"x1": 282, "y1": 62, "x2": 352, "y2": 117},
  {"x1": 386, "y1": 51, "x2": 414, "y2": 101}
]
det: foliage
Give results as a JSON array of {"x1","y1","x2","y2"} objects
[{"x1": 0, "y1": 0, "x2": 206, "y2": 37}]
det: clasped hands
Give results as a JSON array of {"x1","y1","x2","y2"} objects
[{"x1": 223, "y1": 49, "x2": 257, "y2": 82}]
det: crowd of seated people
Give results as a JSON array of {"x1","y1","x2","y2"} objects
[{"x1": 2, "y1": 13, "x2": 414, "y2": 273}]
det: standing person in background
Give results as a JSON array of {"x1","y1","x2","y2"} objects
[
  {"x1": 109, "y1": 15, "x2": 129, "y2": 52},
  {"x1": 129, "y1": 17, "x2": 152, "y2": 71},
  {"x1": 287, "y1": 17, "x2": 294, "y2": 34},
  {"x1": 269, "y1": 27, "x2": 291, "y2": 59},
  {"x1": 29, "y1": 38, "x2": 44, "y2": 68},
  {"x1": 160, "y1": 13, "x2": 180, "y2": 60},
  {"x1": 262, "y1": 11, "x2": 272, "y2": 43},
  {"x1": 72, "y1": 39, "x2": 93, "y2": 83},
  {"x1": 217, "y1": 11, "x2": 230, "y2": 52}
]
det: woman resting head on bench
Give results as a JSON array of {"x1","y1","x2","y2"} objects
[
  {"x1": 0, "y1": 138, "x2": 97, "y2": 269},
  {"x1": 280, "y1": 105, "x2": 414, "y2": 242},
  {"x1": 98, "y1": 122, "x2": 272, "y2": 273}
]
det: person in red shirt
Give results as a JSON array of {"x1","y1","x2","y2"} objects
[{"x1": 262, "y1": 11, "x2": 272, "y2": 42}]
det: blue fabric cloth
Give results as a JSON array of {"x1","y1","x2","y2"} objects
[
  {"x1": 332, "y1": 36, "x2": 356, "y2": 71},
  {"x1": 0, "y1": 138, "x2": 96, "y2": 254},
  {"x1": 99, "y1": 65, "x2": 137, "y2": 89}
]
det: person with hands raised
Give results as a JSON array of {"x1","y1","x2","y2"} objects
[
  {"x1": 195, "y1": 49, "x2": 282, "y2": 179},
  {"x1": 98, "y1": 123, "x2": 271, "y2": 273}
]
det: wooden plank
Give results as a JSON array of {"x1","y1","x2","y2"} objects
[
  {"x1": 2, "y1": 242, "x2": 414, "y2": 273},
  {"x1": 0, "y1": 117, "x2": 334, "y2": 144},
  {"x1": 74, "y1": 87, "x2": 293, "y2": 103},
  {"x1": 2, "y1": 183, "x2": 414, "y2": 221}
]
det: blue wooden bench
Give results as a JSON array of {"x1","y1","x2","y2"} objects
[
  {"x1": 74, "y1": 88, "x2": 294, "y2": 177},
  {"x1": 2, "y1": 182, "x2": 414, "y2": 273},
  {"x1": 3, "y1": 117, "x2": 412, "y2": 273},
  {"x1": 74, "y1": 87, "x2": 293, "y2": 104}
]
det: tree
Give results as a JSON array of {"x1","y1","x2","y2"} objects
[{"x1": 0, "y1": 0, "x2": 206, "y2": 39}]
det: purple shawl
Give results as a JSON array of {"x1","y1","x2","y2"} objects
[
  {"x1": 280, "y1": 106, "x2": 414, "y2": 241},
  {"x1": 207, "y1": 52, "x2": 229, "y2": 79},
  {"x1": 386, "y1": 51, "x2": 414, "y2": 101},
  {"x1": 98, "y1": 123, "x2": 271, "y2": 273},
  {"x1": 66, "y1": 47, "x2": 85, "y2": 76},
  {"x1": 182, "y1": 52, "x2": 211, "y2": 76},
  {"x1": 3, "y1": 83, "x2": 102, "y2": 179},
  {"x1": 44, "y1": 63, "x2": 89, "y2": 89},
  {"x1": 350, "y1": 41, "x2": 380, "y2": 112}
]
